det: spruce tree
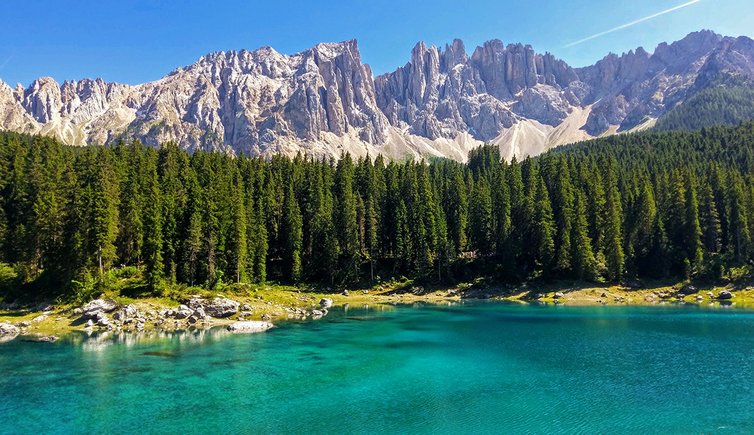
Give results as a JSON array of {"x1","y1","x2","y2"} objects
[
  {"x1": 469, "y1": 177, "x2": 494, "y2": 256},
  {"x1": 602, "y1": 159, "x2": 625, "y2": 281},
  {"x1": 333, "y1": 154, "x2": 359, "y2": 282},
  {"x1": 531, "y1": 174, "x2": 555, "y2": 275},
  {"x1": 142, "y1": 155, "x2": 163, "y2": 291},
  {"x1": 571, "y1": 190, "x2": 598, "y2": 281},
  {"x1": 281, "y1": 184, "x2": 303, "y2": 282}
]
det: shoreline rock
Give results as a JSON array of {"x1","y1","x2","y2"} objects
[
  {"x1": 82, "y1": 299, "x2": 118, "y2": 320},
  {"x1": 717, "y1": 290, "x2": 734, "y2": 300},
  {"x1": 187, "y1": 296, "x2": 239, "y2": 318},
  {"x1": 226, "y1": 321, "x2": 274, "y2": 334},
  {"x1": 0, "y1": 322, "x2": 20, "y2": 343}
]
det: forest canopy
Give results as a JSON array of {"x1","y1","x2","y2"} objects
[{"x1": 2, "y1": 122, "x2": 754, "y2": 301}]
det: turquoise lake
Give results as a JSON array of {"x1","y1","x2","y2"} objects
[{"x1": 1, "y1": 302, "x2": 754, "y2": 434}]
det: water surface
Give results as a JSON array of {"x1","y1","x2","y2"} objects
[{"x1": 2, "y1": 302, "x2": 753, "y2": 434}]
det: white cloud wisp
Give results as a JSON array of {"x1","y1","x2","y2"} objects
[{"x1": 564, "y1": 0, "x2": 702, "y2": 47}]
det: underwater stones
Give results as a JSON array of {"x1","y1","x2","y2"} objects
[{"x1": 226, "y1": 321, "x2": 274, "y2": 333}]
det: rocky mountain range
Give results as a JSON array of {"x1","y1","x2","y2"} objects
[{"x1": 1, "y1": 30, "x2": 753, "y2": 161}]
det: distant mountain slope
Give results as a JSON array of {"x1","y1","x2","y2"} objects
[
  {"x1": 654, "y1": 79, "x2": 754, "y2": 131},
  {"x1": 1, "y1": 30, "x2": 754, "y2": 160}
]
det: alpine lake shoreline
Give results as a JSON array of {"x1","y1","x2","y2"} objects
[{"x1": 2, "y1": 280, "x2": 754, "y2": 344}]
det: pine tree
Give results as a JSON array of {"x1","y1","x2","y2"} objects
[
  {"x1": 333, "y1": 154, "x2": 359, "y2": 282},
  {"x1": 683, "y1": 172, "x2": 704, "y2": 275},
  {"x1": 602, "y1": 158, "x2": 625, "y2": 281},
  {"x1": 446, "y1": 165, "x2": 468, "y2": 255},
  {"x1": 158, "y1": 143, "x2": 188, "y2": 283},
  {"x1": 248, "y1": 163, "x2": 268, "y2": 283},
  {"x1": 281, "y1": 184, "x2": 303, "y2": 282},
  {"x1": 531, "y1": 174, "x2": 555, "y2": 275},
  {"x1": 116, "y1": 142, "x2": 144, "y2": 266},
  {"x1": 728, "y1": 174, "x2": 750, "y2": 263},
  {"x1": 571, "y1": 190, "x2": 598, "y2": 281},
  {"x1": 228, "y1": 168, "x2": 248, "y2": 283},
  {"x1": 142, "y1": 154, "x2": 163, "y2": 290},
  {"x1": 699, "y1": 182, "x2": 722, "y2": 253},
  {"x1": 551, "y1": 158, "x2": 574, "y2": 274},
  {"x1": 632, "y1": 177, "x2": 659, "y2": 276},
  {"x1": 89, "y1": 150, "x2": 119, "y2": 276},
  {"x1": 493, "y1": 164, "x2": 511, "y2": 259},
  {"x1": 469, "y1": 177, "x2": 494, "y2": 256}
]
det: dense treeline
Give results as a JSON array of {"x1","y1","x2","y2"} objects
[
  {"x1": 2, "y1": 122, "x2": 754, "y2": 300},
  {"x1": 655, "y1": 82, "x2": 754, "y2": 132}
]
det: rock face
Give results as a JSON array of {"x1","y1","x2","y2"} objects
[
  {"x1": 0, "y1": 41, "x2": 389, "y2": 158},
  {"x1": 374, "y1": 39, "x2": 576, "y2": 141},
  {"x1": 2, "y1": 31, "x2": 754, "y2": 160}
]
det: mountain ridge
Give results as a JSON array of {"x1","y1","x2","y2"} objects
[{"x1": 1, "y1": 29, "x2": 753, "y2": 161}]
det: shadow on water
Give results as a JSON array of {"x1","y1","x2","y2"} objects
[{"x1": 143, "y1": 350, "x2": 179, "y2": 358}]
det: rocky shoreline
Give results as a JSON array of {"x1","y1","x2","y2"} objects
[
  {"x1": 0, "y1": 294, "x2": 340, "y2": 344},
  {"x1": 0, "y1": 295, "x2": 333, "y2": 343},
  {"x1": 2, "y1": 283, "x2": 753, "y2": 344}
]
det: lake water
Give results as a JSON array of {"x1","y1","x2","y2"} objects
[{"x1": 1, "y1": 302, "x2": 754, "y2": 434}]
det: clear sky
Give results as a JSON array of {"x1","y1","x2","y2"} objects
[{"x1": 1, "y1": 0, "x2": 753, "y2": 86}]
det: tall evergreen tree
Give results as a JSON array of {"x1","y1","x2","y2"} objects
[
  {"x1": 602, "y1": 159, "x2": 625, "y2": 281},
  {"x1": 281, "y1": 184, "x2": 303, "y2": 282},
  {"x1": 469, "y1": 177, "x2": 494, "y2": 256},
  {"x1": 142, "y1": 154, "x2": 164, "y2": 290}
]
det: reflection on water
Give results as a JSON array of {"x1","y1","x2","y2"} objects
[{"x1": 71, "y1": 327, "x2": 237, "y2": 352}]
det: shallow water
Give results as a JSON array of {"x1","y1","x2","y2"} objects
[{"x1": 2, "y1": 302, "x2": 754, "y2": 434}]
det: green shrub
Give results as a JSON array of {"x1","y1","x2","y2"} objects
[{"x1": 0, "y1": 263, "x2": 19, "y2": 295}]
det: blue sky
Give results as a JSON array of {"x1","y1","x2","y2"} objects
[{"x1": 1, "y1": 0, "x2": 752, "y2": 86}]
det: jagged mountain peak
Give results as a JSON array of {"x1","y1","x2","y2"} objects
[{"x1": 1, "y1": 30, "x2": 753, "y2": 161}]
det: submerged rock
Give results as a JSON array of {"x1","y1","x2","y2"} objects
[{"x1": 226, "y1": 321, "x2": 274, "y2": 333}]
